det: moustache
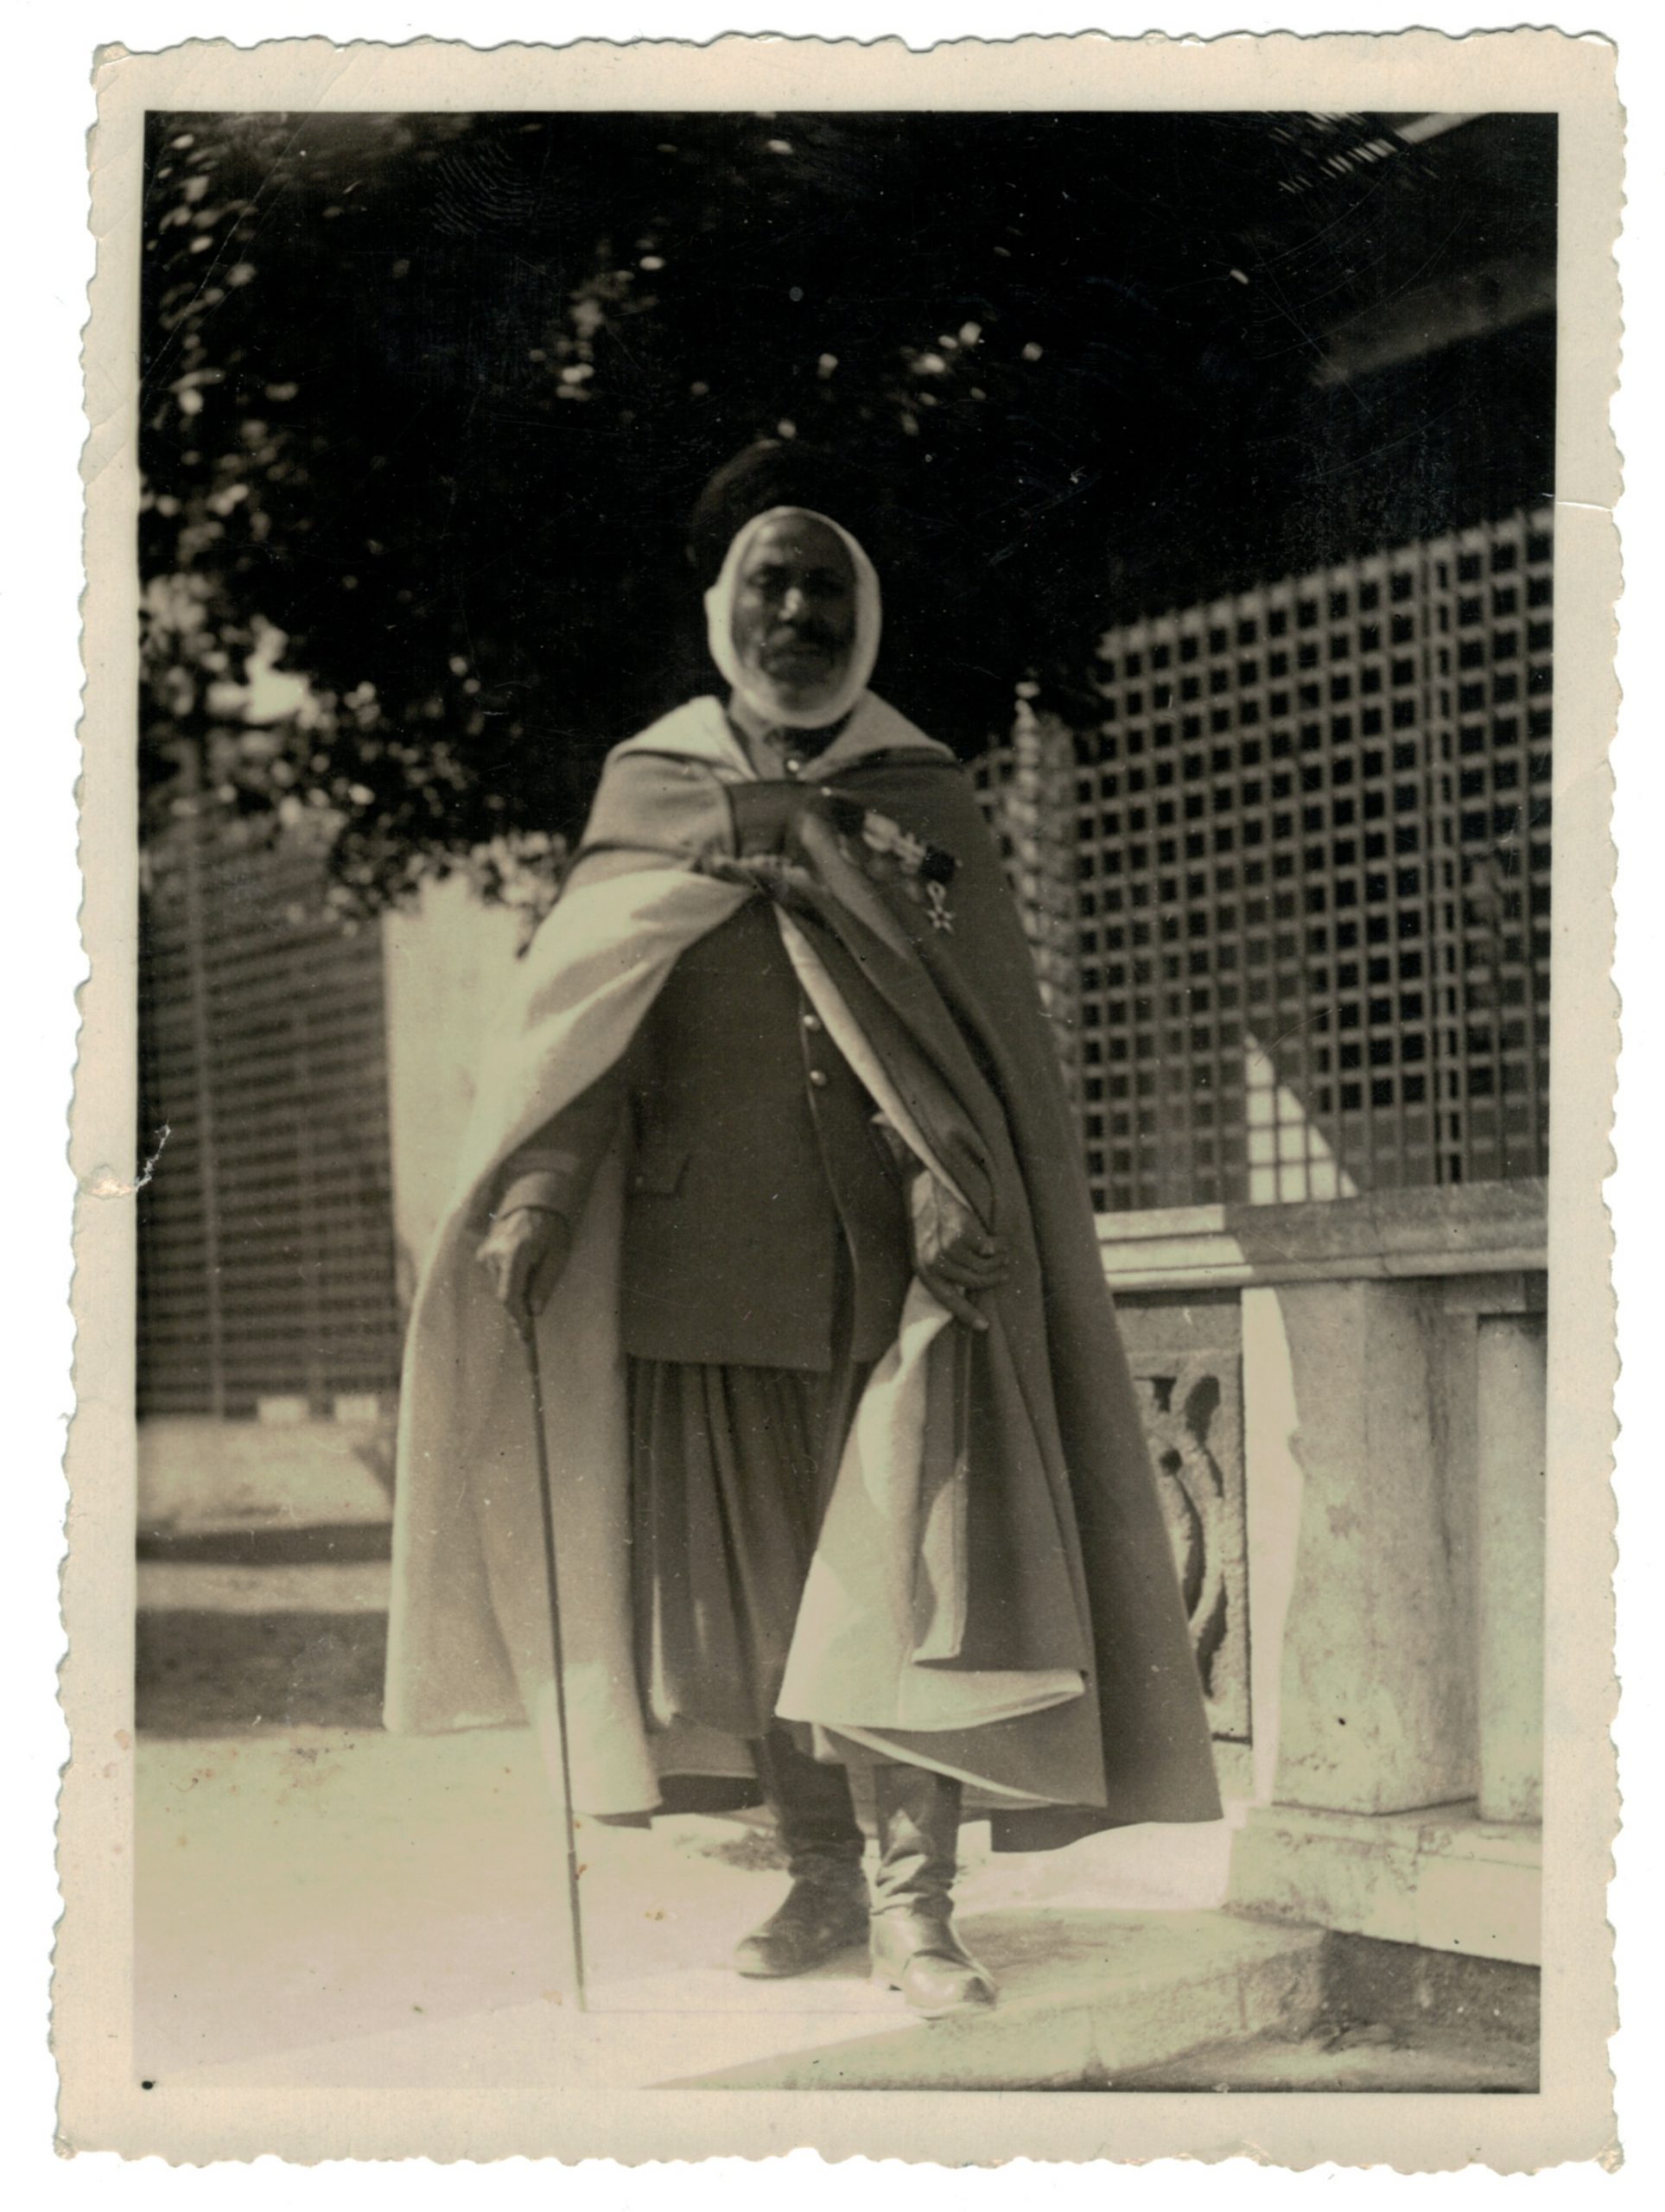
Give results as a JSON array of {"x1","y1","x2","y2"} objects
[{"x1": 764, "y1": 625, "x2": 841, "y2": 655}]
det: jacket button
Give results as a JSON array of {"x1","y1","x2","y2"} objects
[
  {"x1": 802, "y1": 1011, "x2": 823, "y2": 1033},
  {"x1": 807, "y1": 1068, "x2": 829, "y2": 1089}
]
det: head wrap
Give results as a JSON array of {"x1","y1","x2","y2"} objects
[{"x1": 703, "y1": 504, "x2": 882, "y2": 731}]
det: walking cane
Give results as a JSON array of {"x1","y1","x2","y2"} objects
[{"x1": 513, "y1": 1305, "x2": 589, "y2": 2013}]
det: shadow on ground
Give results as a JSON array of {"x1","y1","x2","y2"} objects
[
  {"x1": 137, "y1": 1523, "x2": 393, "y2": 1566},
  {"x1": 137, "y1": 1610, "x2": 388, "y2": 1736}
]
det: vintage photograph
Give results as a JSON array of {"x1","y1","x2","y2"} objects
[{"x1": 62, "y1": 31, "x2": 1622, "y2": 2170}]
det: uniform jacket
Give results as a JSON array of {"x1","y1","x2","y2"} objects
[{"x1": 494, "y1": 895, "x2": 912, "y2": 1371}]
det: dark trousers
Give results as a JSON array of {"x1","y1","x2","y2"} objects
[{"x1": 629, "y1": 1353, "x2": 872, "y2": 1741}]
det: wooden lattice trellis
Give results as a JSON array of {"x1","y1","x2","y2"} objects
[{"x1": 979, "y1": 507, "x2": 1554, "y2": 1215}]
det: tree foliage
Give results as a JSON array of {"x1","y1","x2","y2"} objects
[{"x1": 139, "y1": 110, "x2": 1555, "y2": 912}]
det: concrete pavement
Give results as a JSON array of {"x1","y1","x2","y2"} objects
[
  {"x1": 137, "y1": 1724, "x2": 1304, "y2": 2093},
  {"x1": 130, "y1": 1418, "x2": 1535, "y2": 2095}
]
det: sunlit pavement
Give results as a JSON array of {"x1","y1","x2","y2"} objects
[
  {"x1": 133, "y1": 1460, "x2": 1281, "y2": 2094},
  {"x1": 136, "y1": 1724, "x2": 1288, "y2": 2092},
  {"x1": 132, "y1": 1546, "x2": 1534, "y2": 2093}
]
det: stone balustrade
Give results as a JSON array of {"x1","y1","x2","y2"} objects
[{"x1": 1100, "y1": 1180, "x2": 1547, "y2": 1964}]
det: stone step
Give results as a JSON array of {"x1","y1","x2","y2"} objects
[
  {"x1": 1111, "y1": 2018, "x2": 1537, "y2": 2094},
  {"x1": 1112, "y1": 1926, "x2": 1540, "y2": 2091},
  {"x1": 1230, "y1": 1800, "x2": 1542, "y2": 1966},
  {"x1": 658, "y1": 1908, "x2": 1326, "y2": 2091}
]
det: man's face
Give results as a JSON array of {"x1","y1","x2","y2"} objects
[{"x1": 730, "y1": 513, "x2": 858, "y2": 719}]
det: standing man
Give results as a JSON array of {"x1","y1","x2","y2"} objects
[{"x1": 386, "y1": 446, "x2": 1221, "y2": 2022}]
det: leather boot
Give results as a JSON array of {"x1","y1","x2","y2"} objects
[
  {"x1": 870, "y1": 1764, "x2": 997, "y2": 2019},
  {"x1": 734, "y1": 1729, "x2": 869, "y2": 1978}
]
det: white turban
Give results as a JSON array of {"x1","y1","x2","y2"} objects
[{"x1": 703, "y1": 504, "x2": 882, "y2": 730}]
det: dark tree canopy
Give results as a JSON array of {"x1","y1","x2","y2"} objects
[{"x1": 139, "y1": 110, "x2": 1554, "y2": 910}]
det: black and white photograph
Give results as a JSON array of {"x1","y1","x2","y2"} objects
[{"x1": 57, "y1": 29, "x2": 1624, "y2": 2170}]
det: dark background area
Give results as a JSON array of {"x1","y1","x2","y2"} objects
[{"x1": 139, "y1": 110, "x2": 1554, "y2": 906}]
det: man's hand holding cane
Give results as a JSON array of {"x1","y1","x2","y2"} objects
[{"x1": 477, "y1": 1208, "x2": 573, "y2": 1319}]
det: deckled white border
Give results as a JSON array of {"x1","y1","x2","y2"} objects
[
  {"x1": 61, "y1": 15, "x2": 1630, "y2": 2182},
  {"x1": 12, "y1": 0, "x2": 1655, "y2": 2197}
]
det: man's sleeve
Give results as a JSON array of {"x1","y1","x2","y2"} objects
[{"x1": 494, "y1": 1054, "x2": 631, "y2": 1225}]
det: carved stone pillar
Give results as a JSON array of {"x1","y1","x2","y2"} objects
[{"x1": 1116, "y1": 1293, "x2": 1251, "y2": 1798}]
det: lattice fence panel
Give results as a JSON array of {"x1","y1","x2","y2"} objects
[
  {"x1": 137, "y1": 827, "x2": 404, "y2": 1418},
  {"x1": 978, "y1": 506, "x2": 1553, "y2": 1214}
]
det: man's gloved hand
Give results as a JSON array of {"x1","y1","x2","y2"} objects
[
  {"x1": 475, "y1": 1207, "x2": 575, "y2": 1321},
  {"x1": 909, "y1": 1172, "x2": 1010, "y2": 1332}
]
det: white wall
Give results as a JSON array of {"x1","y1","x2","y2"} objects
[{"x1": 380, "y1": 875, "x2": 524, "y2": 1297}]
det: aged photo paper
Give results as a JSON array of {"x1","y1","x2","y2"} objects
[{"x1": 61, "y1": 29, "x2": 1621, "y2": 2169}]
